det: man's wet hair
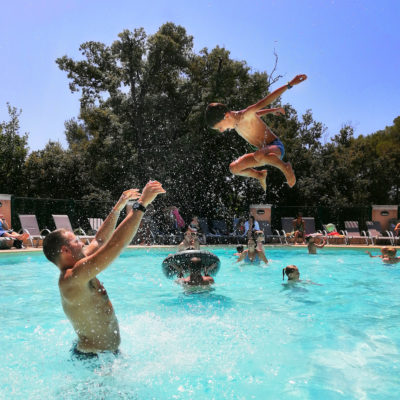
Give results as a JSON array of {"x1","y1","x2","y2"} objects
[
  {"x1": 205, "y1": 103, "x2": 229, "y2": 127},
  {"x1": 189, "y1": 257, "x2": 202, "y2": 274},
  {"x1": 43, "y1": 229, "x2": 69, "y2": 265},
  {"x1": 236, "y1": 245, "x2": 244, "y2": 253}
]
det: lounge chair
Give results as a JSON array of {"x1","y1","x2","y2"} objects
[
  {"x1": 199, "y1": 218, "x2": 220, "y2": 244},
  {"x1": 52, "y1": 214, "x2": 95, "y2": 244},
  {"x1": 387, "y1": 220, "x2": 400, "y2": 245},
  {"x1": 258, "y1": 221, "x2": 283, "y2": 244},
  {"x1": 321, "y1": 223, "x2": 345, "y2": 245},
  {"x1": 88, "y1": 218, "x2": 104, "y2": 234},
  {"x1": 304, "y1": 217, "x2": 329, "y2": 241},
  {"x1": 18, "y1": 214, "x2": 51, "y2": 247},
  {"x1": 231, "y1": 218, "x2": 246, "y2": 244},
  {"x1": 366, "y1": 221, "x2": 394, "y2": 245},
  {"x1": 211, "y1": 220, "x2": 231, "y2": 244},
  {"x1": 343, "y1": 221, "x2": 369, "y2": 245},
  {"x1": 303, "y1": 217, "x2": 319, "y2": 235},
  {"x1": 280, "y1": 217, "x2": 294, "y2": 244}
]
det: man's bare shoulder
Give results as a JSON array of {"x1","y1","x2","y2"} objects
[{"x1": 58, "y1": 266, "x2": 89, "y2": 300}]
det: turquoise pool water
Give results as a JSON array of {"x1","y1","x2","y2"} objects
[{"x1": 1, "y1": 247, "x2": 399, "y2": 399}]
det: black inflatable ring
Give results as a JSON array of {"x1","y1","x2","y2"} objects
[{"x1": 162, "y1": 250, "x2": 221, "y2": 279}]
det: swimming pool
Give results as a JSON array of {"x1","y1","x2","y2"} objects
[{"x1": 1, "y1": 247, "x2": 399, "y2": 399}]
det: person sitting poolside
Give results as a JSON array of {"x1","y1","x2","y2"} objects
[
  {"x1": 189, "y1": 215, "x2": 206, "y2": 244},
  {"x1": 244, "y1": 216, "x2": 260, "y2": 239},
  {"x1": 394, "y1": 222, "x2": 400, "y2": 237},
  {"x1": 0, "y1": 214, "x2": 29, "y2": 247},
  {"x1": 237, "y1": 238, "x2": 268, "y2": 264},
  {"x1": 178, "y1": 227, "x2": 200, "y2": 252},
  {"x1": 42, "y1": 180, "x2": 165, "y2": 358},
  {"x1": 306, "y1": 235, "x2": 326, "y2": 254},
  {"x1": 170, "y1": 206, "x2": 185, "y2": 232},
  {"x1": 177, "y1": 257, "x2": 215, "y2": 286},
  {"x1": 233, "y1": 217, "x2": 246, "y2": 237},
  {"x1": 292, "y1": 213, "x2": 305, "y2": 244},
  {"x1": 189, "y1": 215, "x2": 201, "y2": 232}
]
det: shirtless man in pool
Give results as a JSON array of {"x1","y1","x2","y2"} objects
[
  {"x1": 205, "y1": 74, "x2": 307, "y2": 191},
  {"x1": 43, "y1": 180, "x2": 165, "y2": 357}
]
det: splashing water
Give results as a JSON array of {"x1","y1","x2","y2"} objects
[{"x1": 0, "y1": 247, "x2": 399, "y2": 399}]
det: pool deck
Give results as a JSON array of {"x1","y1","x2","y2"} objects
[{"x1": 0, "y1": 243, "x2": 399, "y2": 254}]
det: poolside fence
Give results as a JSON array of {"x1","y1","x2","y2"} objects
[{"x1": 10, "y1": 196, "x2": 394, "y2": 235}]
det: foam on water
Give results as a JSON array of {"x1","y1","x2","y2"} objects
[{"x1": 0, "y1": 247, "x2": 399, "y2": 399}]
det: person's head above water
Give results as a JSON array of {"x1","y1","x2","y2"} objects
[
  {"x1": 236, "y1": 245, "x2": 244, "y2": 253},
  {"x1": 43, "y1": 229, "x2": 85, "y2": 269},
  {"x1": 282, "y1": 265, "x2": 300, "y2": 281},
  {"x1": 205, "y1": 103, "x2": 236, "y2": 132},
  {"x1": 305, "y1": 235, "x2": 314, "y2": 244},
  {"x1": 386, "y1": 247, "x2": 397, "y2": 258},
  {"x1": 380, "y1": 246, "x2": 390, "y2": 256},
  {"x1": 189, "y1": 257, "x2": 202, "y2": 276},
  {"x1": 247, "y1": 238, "x2": 256, "y2": 250}
]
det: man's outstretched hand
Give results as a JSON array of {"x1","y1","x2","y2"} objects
[
  {"x1": 139, "y1": 181, "x2": 166, "y2": 207},
  {"x1": 114, "y1": 189, "x2": 141, "y2": 212},
  {"x1": 289, "y1": 74, "x2": 307, "y2": 86}
]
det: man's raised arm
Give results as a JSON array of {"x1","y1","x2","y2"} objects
[
  {"x1": 85, "y1": 189, "x2": 141, "y2": 256},
  {"x1": 72, "y1": 181, "x2": 165, "y2": 282},
  {"x1": 246, "y1": 74, "x2": 307, "y2": 113}
]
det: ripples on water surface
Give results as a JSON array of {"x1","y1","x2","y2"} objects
[{"x1": 0, "y1": 247, "x2": 399, "y2": 399}]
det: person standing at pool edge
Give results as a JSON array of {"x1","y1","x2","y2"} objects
[
  {"x1": 43, "y1": 180, "x2": 165, "y2": 357},
  {"x1": 206, "y1": 74, "x2": 307, "y2": 190}
]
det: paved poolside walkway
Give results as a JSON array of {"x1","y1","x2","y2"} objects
[{"x1": 1, "y1": 243, "x2": 399, "y2": 254}]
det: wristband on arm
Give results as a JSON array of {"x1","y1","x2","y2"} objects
[{"x1": 287, "y1": 82, "x2": 293, "y2": 89}]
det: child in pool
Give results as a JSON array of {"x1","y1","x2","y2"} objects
[
  {"x1": 367, "y1": 247, "x2": 400, "y2": 264},
  {"x1": 365, "y1": 247, "x2": 389, "y2": 259},
  {"x1": 282, "y1": 265, "x2": 300, "y2": 281},
  {"x1": 306, "y1": 235, "x2": 326, "y2": 254},
  {"x1": 177, "y1": 257, "x2": 215, "y2": 286},
  {"x1": 234, "y1": 245, "x2": 244, "y2": 257},
  {"x1": 383, "y1": 248, "x2": 400, "y2": 264},
  {"x1": 237, "y1": 238, "x2": 268, "y2": 264},
  {"x1": 206, "y1": 74, "x2": 307, "y2": 191},
  {"x1": 282, "y1": 265, "x2": 321, "y2": 285}
]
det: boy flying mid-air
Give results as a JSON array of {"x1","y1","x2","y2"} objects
[{"x1": 206, "y1": 74, "x2": 307, "y2": 191}]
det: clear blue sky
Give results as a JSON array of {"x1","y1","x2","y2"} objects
[{"x1": 1, "y1": 0, "x2": 399, "y2": 151}]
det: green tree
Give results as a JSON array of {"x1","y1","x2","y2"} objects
[
  {"x1": 54, "y1": 22, "x2": 399, "y2": 220},
  {"x1": 0, "y1": 104, "x2": 29, "y2": 195}
]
